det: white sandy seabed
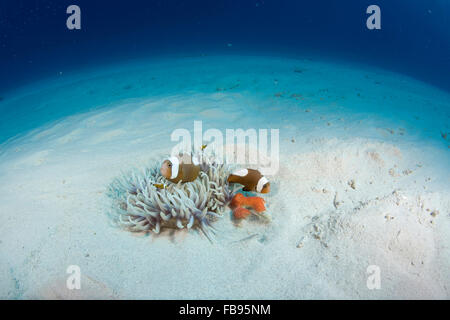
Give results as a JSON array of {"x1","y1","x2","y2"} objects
[{"x1": 0, "y1": 56, "x2": 449, "y2": 299}]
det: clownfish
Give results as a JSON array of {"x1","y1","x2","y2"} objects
[
  {"x1": 160, "y1": 154, "x2": 201, "y2": 183},
  {"x1": 227, "y1": 168, "x2": 270, "y2": 194},
  {"x1": 153, "y1": 183, "x2": 166, "y2": 189}
]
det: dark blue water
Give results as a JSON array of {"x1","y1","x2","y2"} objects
[{"x1": 1, "y1": 0, "x2": 449, "y2": 95}]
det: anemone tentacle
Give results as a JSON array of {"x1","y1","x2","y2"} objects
[{"x1": 108, "y1": 152, "x2": 235, "y2": 240}]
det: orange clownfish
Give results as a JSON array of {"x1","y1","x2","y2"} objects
[
  {"x1": 160, "y1": 154, "x2": 201, "y2": 183},
  {"x1": 227, "y1": 169, "x2": 270, "y2": 193}
]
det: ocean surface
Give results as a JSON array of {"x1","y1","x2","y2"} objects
[{"x1": 0, "y1": 1, "x2": 449, "y2": 299}]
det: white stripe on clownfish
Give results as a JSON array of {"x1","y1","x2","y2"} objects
[
  {"x1": 256, "y1": 176, "x2": 269, "y2": 193},
  {"x1": 168, "y1": 156, "x2": 180, "y2": 179}
]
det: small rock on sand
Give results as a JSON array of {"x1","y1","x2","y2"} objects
[
  {"x1": 430, "y1": 211, "x2": 439, "y2": 218},
  {"x1": 348, "y1": 179, "x2": 356, "y2": 190}
]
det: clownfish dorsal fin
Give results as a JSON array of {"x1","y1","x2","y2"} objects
[
  {"x1": 192, "y1": 154, "x2": 200, "y2": 166},
  {"x1": 232, "y1": 168, "x2": 249, "y2": 177}
]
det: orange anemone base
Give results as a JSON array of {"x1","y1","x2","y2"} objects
[
  {"x1": 233, "y1": 207, "x2": 252, "y2": 219},
  {"x1": 231, "y1": 193, "x2": 266, "y2": 219}
]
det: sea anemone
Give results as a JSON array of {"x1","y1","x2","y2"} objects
[
  {"x1": 230, "y1": 193, "x2": 266, "y2": 213},
  {"x1": 108, "y1": 153, "x2": 235, "y2": 241},
  {"x1": 230, "y1": 193, "x2": 269, "y2": 221},
  {"x1": 233, "y1": 207, "x2": 252, "y2": 219},
  {"x1": 230, "y1": 193, "x2": 246, "y2": 209}
]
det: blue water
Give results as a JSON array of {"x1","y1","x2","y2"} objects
[
  {"x1": 0, "y1": 0, "x2": 449, "y2": 144},
  {"x1": 1, "y1": 0, "x2": 449, "y2": 92}
]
